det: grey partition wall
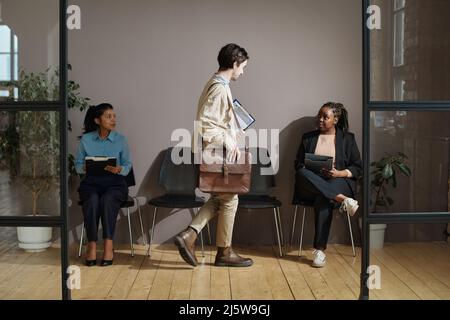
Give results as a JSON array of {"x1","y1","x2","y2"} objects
[
  {"x1": 361, "y1": 0, "x2": 450, "y2": 299},
  {"x1": 0, "y1": 0, "x2": 69, "y2": 299}
]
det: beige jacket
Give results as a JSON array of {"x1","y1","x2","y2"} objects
[{"x1": 193, "y1": 75, "x2": 240, "y2": 153}]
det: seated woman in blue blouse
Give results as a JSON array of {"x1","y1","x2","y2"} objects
[{"x1": 75, "y1": 103, "x2": 132, "y2": 266}]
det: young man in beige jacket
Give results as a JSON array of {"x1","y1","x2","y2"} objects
[{"x1": 174, "y1": 43, "x2": 253, "y2": 268}]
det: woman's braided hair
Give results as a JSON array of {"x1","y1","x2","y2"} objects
[{"x1": 322, "y1": 101, "x2": 349, "y2": 132}]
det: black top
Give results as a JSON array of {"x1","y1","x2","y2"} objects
[{"x1": 294, "y1": 128, "x2": 362, "y2": 196}]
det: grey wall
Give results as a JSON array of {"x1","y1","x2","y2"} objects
[
  {"x1": 67, "y1": 0, "x2": 364, "y2": 246},
  {"x1": 0, "y1": 0, "x2": 446, "y2": 248}
]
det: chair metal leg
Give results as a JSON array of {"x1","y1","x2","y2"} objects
[
  {"x1": 298, "y1": 207, "x2": 306, "y2": 256},
  {"x1": 206, "y1": 222, "x2": 212, "y2": 245},
  {"x1": 127, "y1": 208, "x2": 134, "y2": 257},
  {"x1": 347, "y1": 212, "x2": 356, "y2": 257},
  {"x1": 78, "y1": 222, "x2": 84, "y2": 258},
  {"x1": 136, "y1": 199, "x2": 147, "y2": 246},
  {"x1": 193, "y1": 208, "x2": 205, "y2": 258},
  {"x1": 199, "y1": 228, "x2": 205, "y2": 258},
  {"x1": 273, "y1": 208, "x2": 283, "y2": 257},
  {"x1": 290, "y1": 205, "x2": 298, "y2": 246},
  {"x1": 146, "y1": 207, "x2": 157, "y2": 257},
  {"x1": 276, "y1": 207, "x2": 284, "y2": 246}
]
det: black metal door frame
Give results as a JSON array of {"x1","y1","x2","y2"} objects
[
  {"x1": 361, "y1": 0, "x2": 450, "y2": 300},
  {"x1": 0, "y1": 0, "x2": 69, "y2": 300}
]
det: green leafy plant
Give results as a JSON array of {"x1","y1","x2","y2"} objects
[
  {"x1": 1, "y1": 66, "x2": 89, "y2": 177},
  {"x1": 66, "y1": 64, "x2": 90, "y2": 177},
  {"x1": 0, "y1": 66, "x2": 89, "y2": 214},
  {"x1": 17, "y1": 111, "x2": 60, "y2": 215},
  {"x1": 0, "y1": 112, "x2": 19, "y2": 177},
  {"x1": 370, "y1": 152, "x2": 412, "y2": 212}
]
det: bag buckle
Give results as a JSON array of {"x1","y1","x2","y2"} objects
[{"x1": 222, "y1": 164, "x2": 229, "y2": 184}]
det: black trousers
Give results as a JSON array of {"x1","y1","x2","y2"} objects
[
  {"x1": 294, "y1": 168, "x2": 354, "y2": 250},
  {"x1": 78, "y1": 175, "x2": 128, "y2": 242}
]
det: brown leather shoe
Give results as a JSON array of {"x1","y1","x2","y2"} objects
[
  {"x1": 214, "y1": 247, "x2": 253, "y2": 267},
  {"x1": 174, "y1": 227, "x2": 198, "y2": 266}
]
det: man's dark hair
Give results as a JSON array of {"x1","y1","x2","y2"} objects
[{"x1": 217, "y1": 43, "x2": 249, "y2": 70}]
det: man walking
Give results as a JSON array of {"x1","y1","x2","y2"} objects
[{"x1": 174, "y1": 43, "x2": 253, "y2": 268}]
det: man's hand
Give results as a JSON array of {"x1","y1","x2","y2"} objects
[
  {"x1": 227, "y1": 146, "x2": 241, "y2": 163},
  {"x1": 104, "y1": 165, "x2": 122, "y2": 174},
  {"x1": 236, "y1": 129, "x2": 245, "y2": 140}
]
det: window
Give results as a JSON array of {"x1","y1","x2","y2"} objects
[
  {"x1": 0, "y1": 25, "x2": 18, "y2": 81},
  {"x1": 0, "y1": 24, "x2": 18, "y2": 98},
  {"x1": 393, "y1": 0, "x2": 405, "y2": 67}
]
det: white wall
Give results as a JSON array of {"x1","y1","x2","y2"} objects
[
  {"x1": 2, "y1": 0, "x2": 59, "y2": 75},
  {"x1": 67, "y1": 0, "x2": 363, "y2": 245}
]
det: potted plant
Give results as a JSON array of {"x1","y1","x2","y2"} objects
[
  {"x1": 10, "y1": 68, "x2": 59, "y2": 251},
  {"x1": 1, "y1": 66, "x2": 89, "y2": 251},
  {"x1": 16, "y1": 110, "x2": 60, "y2": 251},
  {"x1": 369, "y1": 152, "x2": 412, "y2": 249}
]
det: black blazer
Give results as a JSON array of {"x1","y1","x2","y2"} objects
[{"x1": 294, "y1": 128, "x2": 362, "y2": 196}]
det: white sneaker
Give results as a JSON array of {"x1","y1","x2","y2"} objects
[
  {"x1": 312, "y1": 249, "x2": 326, "y2": 268},
  {"x1": 339, "y1": 198, "x2": 359, "y2": 217}
]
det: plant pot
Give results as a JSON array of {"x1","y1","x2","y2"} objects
[
  {"x1": 369, "y1": 224, "x2": 387, "y2": 249},
  {"x1": 17, "y1": 226, "x2": 53, "y2": 252},
  {"x1": 358, "y1": 218, "x2": 387, "y2": 249}
]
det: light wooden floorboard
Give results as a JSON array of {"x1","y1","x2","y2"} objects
[
  {"x1": 335, "y1": 244, "x2": 421, "y2": 300},
  {"x1": 189, "y1": 245, "x2": 213, "y2": 300},
  {"x1": 0, "y1": 242, "x2": 449, "y2": 300},
  {"x1": 126, "y1": 246, "x2": 163, "y2": 300}
]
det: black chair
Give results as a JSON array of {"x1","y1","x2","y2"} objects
[
  {"x1": 146, "y1": 147, "x2": 211, "y2": 257},
  {"x1": 78, "y1": 167, "x2": 147, "y2": 258},
  {"x1": 238, "y1": 148, "x2": 284, "y2": 257},
  {"x1": 290, "y1": 199, "x2": 356, "y2": 257}
]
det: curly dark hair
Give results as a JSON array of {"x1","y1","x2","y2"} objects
[{"x1": 217, "y1": 43, "x2": 249, "y2": 70}]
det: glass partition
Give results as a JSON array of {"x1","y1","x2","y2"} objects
[
  {"x1": 0, "y1": 226, "x2": 62, "y2": 299},
  {"x1": 0, "y1": 0, "x2": 60, "y2": 102},
  {"x1": 370, "y1": 0, "x2": 450, "y2": 102},
  {"x1": 370, "y1": 110, "x2": 450, "y2": 214},
  {"x1": 0, "y1": 110, "x2": 60, "y2": 217}
]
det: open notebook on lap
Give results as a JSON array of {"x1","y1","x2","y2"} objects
[{"x1": 85, "y1": 156, "x2": 117, "y2": 176}]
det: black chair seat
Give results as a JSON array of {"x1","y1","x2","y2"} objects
[
  {"x1": 120, "y1": 196, "x2": 136, "y2": 208},
  {"x1": 292, "y1": 198, "x2": 340, "y2": 209},
  {"x1": 238, "y1": 195, "x2": 282, "y2": 209},
  {"x1": 78, "y1": 195, "x2": 135, "y2": 208},
  {"x1": 148, "y1": 194, "x2": 205, "y2": 208}
]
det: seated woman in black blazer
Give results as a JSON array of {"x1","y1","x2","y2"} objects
[
  {"x1": 294, "y1": 102, "x2": 362, "y2": 268},
  {"x1": 75, "y1": 103, "x2": 132, "y2": 266}
]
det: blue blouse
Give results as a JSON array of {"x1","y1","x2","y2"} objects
[{"x1": 75, "y1": 130, "x2": 132, "y2": 176}]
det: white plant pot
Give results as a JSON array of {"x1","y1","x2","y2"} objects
[
  {"x1": 358, "y1": 219, "x2": 387, "y2": 249},
  {"x1": 369, "y1": 224, "x2": 387, "y2": 249},
  {"x1": 17, "y1": 226, "x2": 53, "y2": 252}
]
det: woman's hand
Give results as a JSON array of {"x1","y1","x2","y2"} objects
[
  {"x1": 321, "y1": 168, "x2": 348, "y2": 179},
  {"x1": 104, "y1": 165, "x2": 122, "y2": 174}
]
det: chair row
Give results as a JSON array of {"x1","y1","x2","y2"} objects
[{"x1": 79, "y1": 147, "x2": 355, "y2": 259}]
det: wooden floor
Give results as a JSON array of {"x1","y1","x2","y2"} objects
[{"x1": 0, "y1": 239, "x2": 449, "y2": 300}]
